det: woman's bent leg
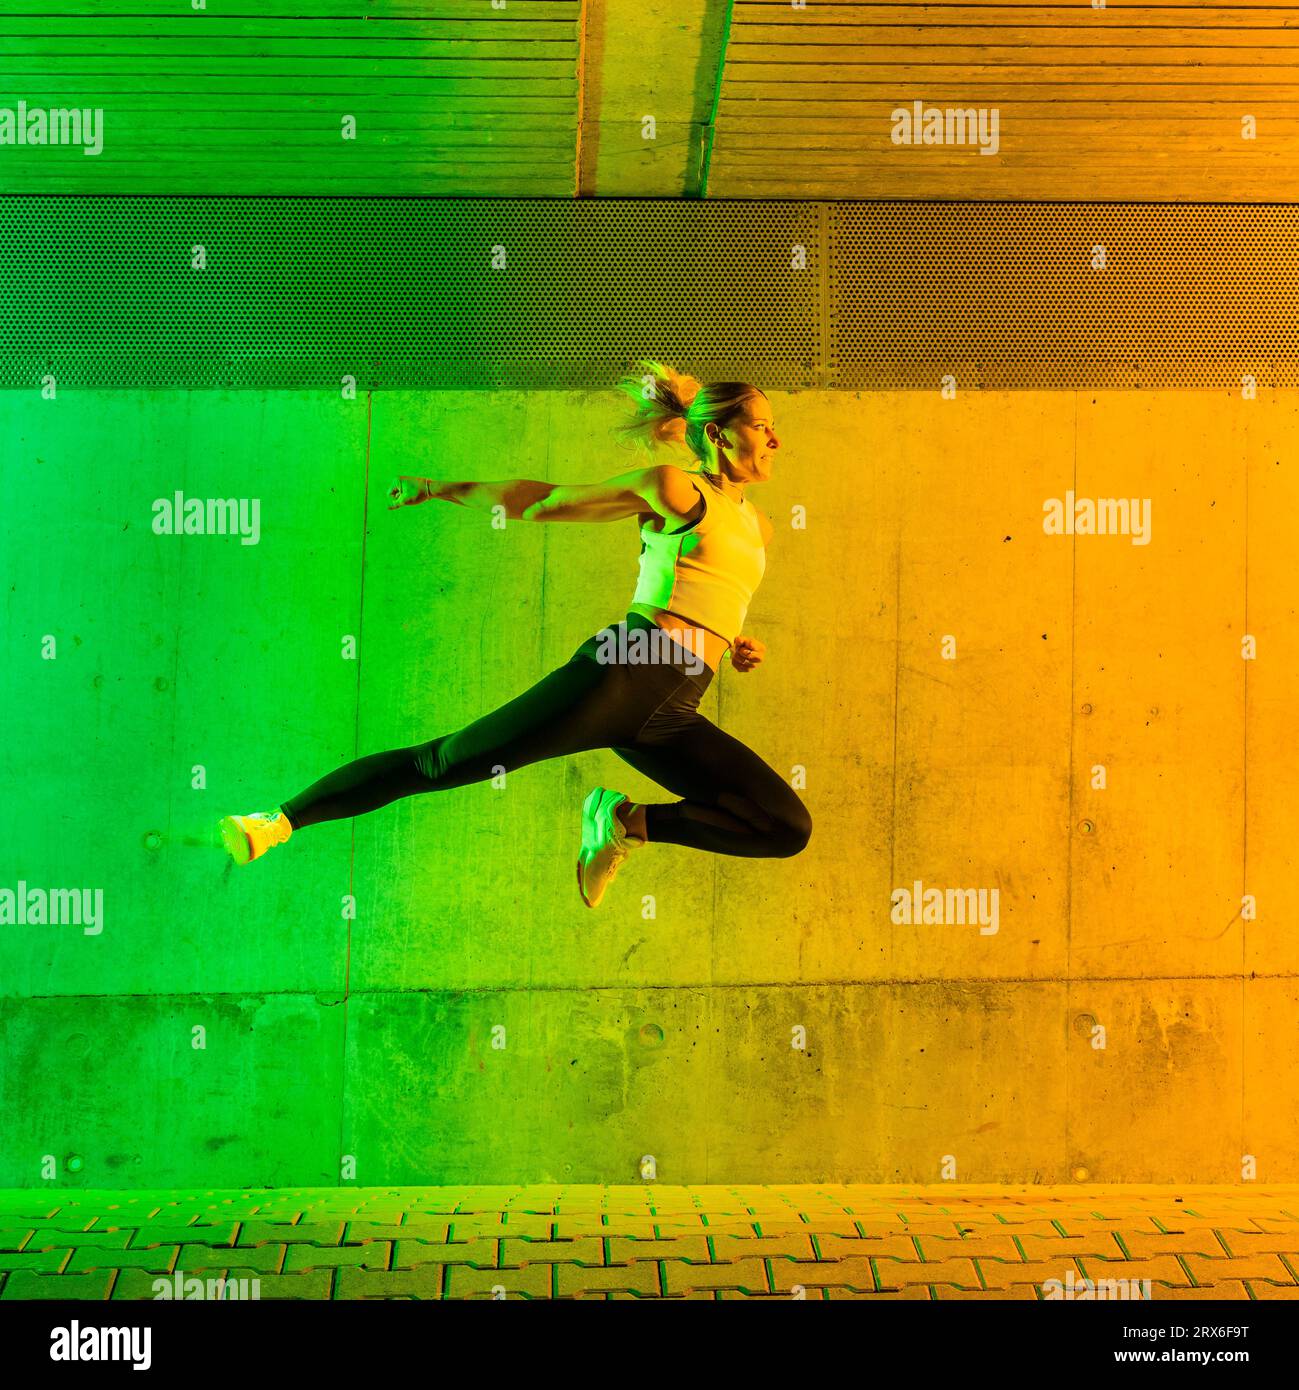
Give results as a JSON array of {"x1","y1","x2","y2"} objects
[
  {"x1": 615, "y1": 717, "x2": 812, "y2": 859},
  {"x1": 283, "y1": 652, "x2": 633, "y2": 831}
]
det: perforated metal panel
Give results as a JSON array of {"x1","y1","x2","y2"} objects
[
  {"x1": 0, "y1": 198, "x2": 825, "y2": 390},
  {"x1": 1, "y1": 197, "x2": 1296, "y2": 390},
  {"x1": 829, "y1": 203, "x2": 1299, "y2": 389}
]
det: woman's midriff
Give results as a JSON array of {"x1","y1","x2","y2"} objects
[{"x1": 631, "y1": 606, "x2": 730, "y2": 673}]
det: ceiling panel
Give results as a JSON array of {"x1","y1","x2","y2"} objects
[
  {"x1": 0, "y1": 0, "x2": 581, "y2": 195},
  {"x1": 709, "y1": 1, "x2": 1299, "y2": 200}
]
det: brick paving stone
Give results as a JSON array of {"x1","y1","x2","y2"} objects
[
  {"x1": 984, "y1": 1220, "x2": 1082, "y2": 1237},
  {"x1": 770, "y1": 1256, "x2": 874, "y2": 1292},
  {"x1": 974, "y1": 1259, "x2": 1085, "y2": 1292},
  {"x1": 446, "y1": 1265, "x2": 552, "y2": 1299},
  {"x1": 815, "y1": 1233, "x2": 921, "y2": 1260},
  {"x1": 392, "y1": 1238, "x2": 498, "y2": 1269},
  {"x1": 0, "y1": 1230, "x2": 34, "y2": 1252},
  {"x1": 915, "y1": 1234, "x2": 1024, "y2": 1261},
  {"x1": 0, "y1": 1249, "x2": 68, "y2": 1272},
  {"x1": 826, "y1": 1284, "x2": 934, "y2": 1300},
  {"x1": 1184, "y1": 1253, "x2": 1296, "y2": 1285},
  {"x1": 934, "y1": 1284, "x2": 1038, "y2": 1301},
  {"x1": 336, "y1": 1266, "x2": 447, "y2": 1299},
  {"x1": 214, "y1": 1271, "x2": 332, "y2": 1300},
  {"x1": 343, "y1": 1221, "x2": 446, "y2": 1242},
  {"x1": 1245, "y1": 1280, "x2": 1299, "y2": 1300},
  {"x1": 178, "y1": 1242, "x2": 285, "y2": 1273},
  {"x1": 553, "y1": 1219, "x2": 655, "y2": 1238},
  {"x1": 65, "y1": 1246, "x2": 180, "y2": 1272},
  {"x1": 237, "y1": 1221, "x2": 347, "y2": 1247},
  {"x1": 1153, "y1": 1214, "x2": 1255, "y2": 1232},
  {"x1": 790, "y1": 1219, "x2": 871, "y2": 1235},
  {"x1": 855, "y1": 1220, "x2": 949, "y2": 1238},
  {"x1": 2, "y1": 1270, "x2": 115, "y2": 1299},
  {"x1": 605, "y1": 1235, "x2": 711, "y2": 1263},
  {"x1": 1014, "y1": 1233, "x2": 1090, "y2": 1259},
  {"x1": 1156, "y1": 1282, "x2": 1253, "y2": 1300},
  {"x1": 556, "y1": 1261, "x2": 664, "y2": 1296},
  {"x1": 1219, "y1": 1232, "x2": 1299, "y2": 1257},
  {"x1": 450, "y1": 1215, "x2": 554, "y2": 1238},
  {"x1": 714, "y1": 1290, "x2": 793, "y2": 1300},
  {"x1": 283, "y1": 1242, "x2": 392, "y2": 1271},
  {"x1": 1113, "y1": 1229, "x2": 1231, "y2": 1259},
  {"x1": 710, "y1": 1234, "x2": 817, "y2": 1260},
  {"x1": 876, "y1": 1257, "x2": 980, "y2": 1290},
  {"x1": 27, "y1": 1229, "x2": 132, "y2": 1252},
  {"x1": 1077, "y1": 1256, "x2": 1194, "y2": 1287},
  {"x1": 112, "y1": 1269, "x2": 194, "y2": 1300},
  {"x1": 111, "y1": 1267, "x2": 293, "y2": 1299},
  {"x1": 1246, "y1": 1217, "x2": 1299, "y2": 1234},
  {"x1": 663, "y1": 1257, "x2": 772, "y2": 1295},
  {"x1": 500, "y1": 1238, "x2": 605, "y2": 1267},
  {"x1": 134, "y1": 1222, "x2": 241, "y2": 1248}
]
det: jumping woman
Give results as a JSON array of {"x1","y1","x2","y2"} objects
[{"x1": 219, "y1": 362, "x2": 812, "y2": 906}]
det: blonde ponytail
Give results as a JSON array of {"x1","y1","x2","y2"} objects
[
  {"x1": 616, "y1": 360, "x2": 702, "y2": 448},
  {"x1": 616, "y1": 359, "x2": 765, "y2": 464}
]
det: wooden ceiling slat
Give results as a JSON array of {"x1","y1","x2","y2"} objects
[
  {"x1": 0, "y1": 20, "x2": 577, "y2": 39},
  {"x1": 724, "y1": 64, "x2": 1299, "y2": 82},
  {"x1": 0, "y1": 39, "x2": 578, "y2": 57},
  {"x1": 727, "y1": 79, "x2": 1299, "y2": 97},
  {"x1": 1, "y1": 59, "x2": 578, "y2": 79},
  {"x1": 719, "y1": 133, "x2": 1299, "y2": 151},
  {"x1": 4, "y1": 92, "x2": 576, "y2": 112},
  {"x1": 734, "y1": 22, "x2": 1299, "y2": 42},
  {"x1": 721, "y1": 96, "x2": 1299, "y2": 113},
  {"x1": 2, "y1": 176, "x2": 580, "y2": 195},
  {"x1": 0, "y1": 76, "x2": 578, "y2": 93},
  {"x1": 730, "y1": 42, "x2": 1299, "y2": 61},
  {"x1": 716, "y1": 0, "x2": 1299, "y2": 196},
  {"x1": 710, "y1": 172, "x2": 1299, "y2": 198},
  {"x1": 714, "y1": 149, "x2": 1299, "y2": 168},
  {"x1": 0, "y1": 0, "x2": 581, "y2": 15},
  {"x1": 0, "y1": 2, "x2": 582, "y2": 195},
  {"x1": 734, "y1": 0, "x2": 1299, "y2": 14}
]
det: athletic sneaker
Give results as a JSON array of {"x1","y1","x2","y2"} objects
[
  {"x1": 219, "y1": 810, "x2": 293, "y2": 866},
  {"x1": 578, "y1": 787, "x2": 644, "y2": 908}
]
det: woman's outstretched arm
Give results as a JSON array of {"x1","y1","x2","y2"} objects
[{"x1": 387, "y1": 465, "x2": 706, "y2": 527}]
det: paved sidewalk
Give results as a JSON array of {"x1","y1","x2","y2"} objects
[{"x1": 1, "y1": 1185, "x2": 1296, "y2": 1300}]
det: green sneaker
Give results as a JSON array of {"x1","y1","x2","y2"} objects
[{"x1": 577, "y1": 787, "x2": 643, "y2": 908}]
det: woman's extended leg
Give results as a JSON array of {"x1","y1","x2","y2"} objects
[
  {"x1": 279, "y1": 648, "x2": 671, "y2": 830},
  {"x1": 614, "y1": 715, "x2": 812, "y2": 859}
]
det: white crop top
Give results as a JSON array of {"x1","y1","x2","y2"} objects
[{"x1": 630, "y1": 476, "x2": 767, "y2": 642}]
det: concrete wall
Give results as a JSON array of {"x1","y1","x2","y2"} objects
[{"x1": 3, "y1": 387, "x2": 1296, "y2": 1186}]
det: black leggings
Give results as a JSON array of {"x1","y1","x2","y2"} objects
[{"x1": 280, "y1": 613, "x2": 812, "y2": 858}]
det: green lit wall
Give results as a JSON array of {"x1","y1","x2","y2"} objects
[{"x1": 4, "y1": 385, "x2": 1297, "y2": 1186}]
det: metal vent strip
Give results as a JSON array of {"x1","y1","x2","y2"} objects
[{"x1": 0, "y1": 198, "x2": 1295, "y2": 390}]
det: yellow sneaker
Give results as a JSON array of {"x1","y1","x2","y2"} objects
[{"x1": 219, "y1": 811, "x2": 293, "y2": 866}]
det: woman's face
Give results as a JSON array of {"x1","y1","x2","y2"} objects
[{"x1": 712, "y1": 395, "x2": 780, "y2": 482}]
